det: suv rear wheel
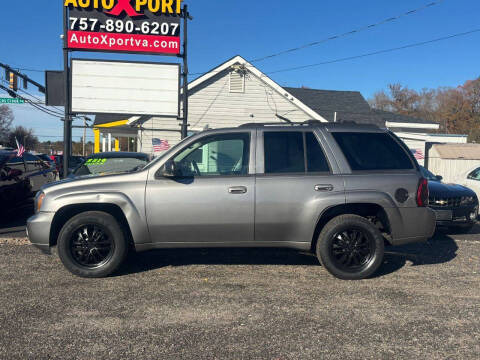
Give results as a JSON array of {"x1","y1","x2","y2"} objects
[
  {"x1": 57, "y1": 211, "x2": 128, "y2": 278},
  {"x1": 316, "y1": 214, "x2": 384, "y2": 280}
]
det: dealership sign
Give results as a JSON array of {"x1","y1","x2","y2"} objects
[{"x1": 64, "y1": 0, "x2": 182, "y2": 55}]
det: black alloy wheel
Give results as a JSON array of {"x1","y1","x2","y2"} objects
[
  {"x1": 57, "y1": 211, "x2": 128, "y2": 278},
  {"x1": 70, "y1": 224, "x2": 115, "y2": 268},
  {"x1": 316, "y1": 214, "x2": 385, "y2": 280},
  {"x1": 329, "y1": 228, "x2": 375, "y2": 273}
]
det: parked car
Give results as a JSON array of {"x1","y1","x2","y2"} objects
[
  {"x1": 454, "y1": 166, "x2": 480, "y2": 201},
  {"x1": 420, "y1": 166, "x2": 478, "y2": 232},
  {"x1": 37, "y1": 154, "x2": 56, "y2": 169},
  {"x1": 27, "y1": 122, "x2": 436, "y2": 280},
  {"x1": 53, "y1": 155, "x2": 84, "y2": 176},
  {"x1": 0, "y1": 151, "x2": 57, "y2": 211},
  {"x1": 70, "y1": 152, "x2": 150, "y2": 178}
]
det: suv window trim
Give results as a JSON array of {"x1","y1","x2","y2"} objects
[{"x1": 261, "y1": 130, "x2": 332, "y2": 176}]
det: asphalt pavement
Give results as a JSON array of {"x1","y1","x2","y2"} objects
[{"x1": 0, "y1": 230, "x2": 479, "y2": 359}]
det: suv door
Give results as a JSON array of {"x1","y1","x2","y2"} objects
[
  {"x1": 146, "y1": 131, "x2": 255, "y2": 245},
  {"x1": 255, "y1": 129, "x2": 345, "y2": 245}
]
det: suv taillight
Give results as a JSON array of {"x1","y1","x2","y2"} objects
[{"x1": 417, "y1": 178, "x2": 429, "y2": 207}]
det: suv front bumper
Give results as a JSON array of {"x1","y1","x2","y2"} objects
[
  {"x1": 432, "y1": 204, "x2": 478, "y2": 227},
  {"x1": 26, "y1": 212, "x2": 55, "y2": 254}
]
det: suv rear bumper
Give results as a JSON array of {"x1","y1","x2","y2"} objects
[
  {"x1": 26, "y1": 212, "x2": 54, "y2": 254},
  {"x1": 390, "y1": 207, "x2": 436, "y2": 246}
]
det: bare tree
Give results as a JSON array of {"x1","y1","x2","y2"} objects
[
  {"x1": 0, "y1": 105, "x2": 14, "y2": 144},
  {"x1": 7, "y1": 126, "x2": 39, "y2": 151}
]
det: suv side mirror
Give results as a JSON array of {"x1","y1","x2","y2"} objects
[
  {"x1": 435, "y1": 175, "x2": 443, "y2": 181},
  {"x1": 158, "y1": 160, "x2": 179, "y2": 178}
]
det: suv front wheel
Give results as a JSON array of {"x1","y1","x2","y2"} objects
[
  {"x1": 316, "y1": 215, "x2": 385, "y2": 280},
  {"x1": 57, "y1": 211, "x2": 128, "y2": 278}
]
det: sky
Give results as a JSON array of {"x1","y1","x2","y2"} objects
[{"x1": 0, "y1": 0, "x2": 479, "y2": 143}]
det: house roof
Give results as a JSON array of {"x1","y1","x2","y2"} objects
[
  {"x1": 284, "y1": 87, "x2": 439, "y2": 130},
  {"x1": 283, "y1": 88, "x2": 371, "y2": 122},
  {"x1": 433, "y1": 144, "x2": 480, "y2": 160}
]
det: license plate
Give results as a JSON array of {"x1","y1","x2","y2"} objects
[{"x1": 435, "y1": 210, "x2": 453, "y2": 221}]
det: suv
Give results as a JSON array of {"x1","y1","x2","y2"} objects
[{"x1": 27, "y1": 123, "x2": 435, "y2": 280}]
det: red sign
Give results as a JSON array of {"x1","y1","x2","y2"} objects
[
  {"x1": 65, "y1": 0, "x2": 181, "y2": 55},
  {"x1": 67, "y1": 31, "x2": 180, "y2": 54}
]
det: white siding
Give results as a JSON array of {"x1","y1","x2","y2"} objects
[
  {"x1": 187, "y1": 69, "x2": 316, "y2": 129},
  {"x1": 139, "y1": 68, "x2": 317, "y2": 153}
]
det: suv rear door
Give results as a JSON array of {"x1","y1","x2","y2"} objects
[{"x1": 254, "y1": 128, "x2": 345, "y2": 246}]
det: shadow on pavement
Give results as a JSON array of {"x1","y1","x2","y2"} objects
[
  {"x1": 117, "y1": 233, "x2": 459, "y2": 278},
  {"x1": 375, "y1": 232, "x2": 458, "y2": 277}
]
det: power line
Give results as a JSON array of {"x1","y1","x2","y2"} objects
[
  {"x1": 268, "y1": 28, "x2": 480, "y2": 74},
  {"x1": 251, "y1": 0, "x2": 446, "y2": 62}
]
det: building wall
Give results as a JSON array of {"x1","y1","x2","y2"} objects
[{"x1": 138, "y1": 68, "x2": 316, "y2": 155}]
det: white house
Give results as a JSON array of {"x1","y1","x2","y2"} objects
[{"x1": 94, "y1": 55, "x2": 465, "y2": 165}]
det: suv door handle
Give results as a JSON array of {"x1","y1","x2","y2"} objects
[
  {"x1": 229, "y1": 186, "x2": 247, "y2": 194},
  {"x1": 315, "y1": 184, "x2": 334, "y2": 192}
]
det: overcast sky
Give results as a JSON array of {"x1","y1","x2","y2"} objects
[{"x1": 1, "y1": 0, "x2": 479, "y2": 142}]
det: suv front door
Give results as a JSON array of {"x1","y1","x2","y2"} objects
[{"x1": 146, "y1": 131, "x2": 255, "y2": 245}]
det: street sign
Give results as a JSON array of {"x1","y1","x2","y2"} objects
[{"x1": 0, "y1": 98, "x2": 25, "y2": 104}]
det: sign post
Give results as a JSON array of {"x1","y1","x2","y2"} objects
[{"x1": 62, "y1": 0, "x2": 187, "y2": 177}]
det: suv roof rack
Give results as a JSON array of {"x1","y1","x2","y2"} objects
[{"x1": 239, "y1": 120, "x2": 324, "y2": 128}]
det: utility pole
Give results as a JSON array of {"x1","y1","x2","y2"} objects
[
  {"x1": 62, "y1": 4, "x2": 72, "y2": 178},
  {"x1": 83, "y1": 117, "x2": 87, "y2": 156},
  {"x1": 180, "y1": 5, "x2": 192, "y2": 139}
]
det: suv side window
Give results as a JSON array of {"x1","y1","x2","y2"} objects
[
  {"x1": 332, "y1": 132, "x2": 414, "y2": 171},
  {"x1": 264, "y1": 131, "x2": 330, "y2": 174},
  {"x1": 173, "y1": 133, "x2": 250, "y2": 177}
]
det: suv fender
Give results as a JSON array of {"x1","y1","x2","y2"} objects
[{"x1": 48, "y1": 191, "x2": 150, "y2": 247}]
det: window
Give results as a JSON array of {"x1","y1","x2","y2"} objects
[
  {"x1": 332, "y1": 132, "x2": 414, "y2": 171},
  {"x1": 74, "y1": 157, "x2": 149, "y2": 176},
  {"x1": 306, "y1": 132, "x2": 330, "y2": 173},
  {"x1": 264, "y1": 132, "x2": 330, "y2": 174},
  {"x1": 468, "y1": 168, "x2": 480, "y2": 181},
  {"x1": 173, "y1": 133, "x2": 250, "y2": 177},
  {"x1": 264, "y1": 132, "x2": 305, "y2": 174}
]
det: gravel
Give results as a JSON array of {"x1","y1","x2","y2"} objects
[{"x1": 0, "y1": 232, "x2": 479, "y2": 359}]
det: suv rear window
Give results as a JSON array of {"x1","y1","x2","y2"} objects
[{"x1": 332, "y1": 132, "x2": 414, "y2": 171}]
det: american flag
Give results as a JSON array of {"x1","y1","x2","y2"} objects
[
  {"x1": 15, "y1": 137, "x2": 25, "y2": 157},
  {"x1": 152, "y1": 138, "x2": 170, "y2": 152},
  {"x1": 411, "y1": 149, "x2": 424, "y2": 160}
]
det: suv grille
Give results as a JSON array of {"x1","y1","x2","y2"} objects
[{"x1": 429, "y1": 196, "x2": 463, "y2": 208}]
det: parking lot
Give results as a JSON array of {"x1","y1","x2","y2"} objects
[{"x1": 0, "y1": 228, "x2": 479, "y2": 359}]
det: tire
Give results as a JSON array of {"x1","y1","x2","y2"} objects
[
  {"x1": 316, "y1": 215, "x2": 385, "y2": 280},
  {"x1": 57, "y1": 211, "x2": 128, "y2": 278}
]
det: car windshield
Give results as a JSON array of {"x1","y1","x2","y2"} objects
[
  {"x1": 420, "y1": 166, "x2": 439, "y2": 181},
  {"x1": 74, "y1": 156, "x2": 149, "y2": 176}
]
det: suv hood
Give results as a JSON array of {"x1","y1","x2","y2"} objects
[
  {"x1": 40, "y1": 170, "x2": 148, "y2": 193},
  {"x1": 428, "y1": 181, "x2": 476, "y2": 197}
]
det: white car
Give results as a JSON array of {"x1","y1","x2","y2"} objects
[{"x1": 455, "y1": 166, "x2": 480, "y2": 200}]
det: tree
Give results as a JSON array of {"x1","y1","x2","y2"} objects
[
  {"x1": 7, "y1": 126, "x2": 39, "y2": 151},
  {"x1": 0, "y1": 105, "x2": 14, "y2": 144}
]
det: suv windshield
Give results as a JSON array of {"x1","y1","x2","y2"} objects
[{"x1": 74, "y1": 157, "x2": 149, "y2": 176}]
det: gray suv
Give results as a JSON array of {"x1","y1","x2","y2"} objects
[{"x1": 27, "y1": 122, "x2": 436, "y2": 280}]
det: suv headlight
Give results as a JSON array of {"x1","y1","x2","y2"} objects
[
  {"x1": 35, "y1": 192, "x2": 46, "y2": 213},
  {"x1": 461, "y1": 196, "x2": 476, "y2": 205}
]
